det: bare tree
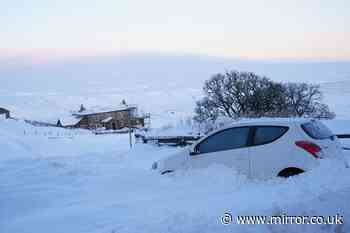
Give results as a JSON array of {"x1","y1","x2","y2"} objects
[
  {"x1": 194, "y1": 70, "x2": 334, "y2": 125},
  {"x1": 194, "y1": 97, "x2": 219, "y2": 123},
  {"x1": 198, "y1": 71, "x2": 286, "y2": 119},
  {"x1": 284, "y1": 83, "x2": 322, "y2": 117},
  {"x1": 309, "y1": 103, "x2": 335, "y2": 119}
]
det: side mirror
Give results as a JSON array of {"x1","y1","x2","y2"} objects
[{"x1": 189, "y1": 146, "x2": 199, "y2": 156}]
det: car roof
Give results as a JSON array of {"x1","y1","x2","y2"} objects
[{"x1": 228, "y1": 118, "x2": 311, "y2": 127}]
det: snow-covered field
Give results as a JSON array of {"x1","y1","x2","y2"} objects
[
  {"x1": 1, "y1": 56, "x2": 350, "y2": 232},
  {"x1": 1, "y1": 55, "x2": 350, "y2": 124}
]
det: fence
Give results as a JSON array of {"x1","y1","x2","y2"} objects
[
  {"x1": 135, "y1": 134, "x2": 202, "y2": 147},
  {"x1": 22, "y1": 129, "x2": 91, "y2": 138}
]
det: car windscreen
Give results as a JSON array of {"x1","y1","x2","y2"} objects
[{"x1": 301, "y1": 121, "x2": 333, "y2": 140}]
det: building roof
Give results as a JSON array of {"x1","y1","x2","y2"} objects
[
  {"x1": 59, "y1": 115, "x2": 82, "y2": 126},
  {"x1": 73, "y1": 105, "x2": 137, "y2": 117}
]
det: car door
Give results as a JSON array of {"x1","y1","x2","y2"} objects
[
  {"x1": 188, "y1": 126, "x2": 251, "y2": 176},
  {"x1": 248, "y1": 126, "x2": 290, "y2": 178}
]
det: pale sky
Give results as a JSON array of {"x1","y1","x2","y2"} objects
[{"x1": 1, "y1": 0, "x2": 349, "y2": 61}]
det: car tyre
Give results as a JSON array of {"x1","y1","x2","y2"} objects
[{"x1": 278, "y1": 168, "x2": 304, "y2": 178}]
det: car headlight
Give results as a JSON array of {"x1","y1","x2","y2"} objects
[{"x1": 152, "y1": 162, "x2": 158, "y2": 170}]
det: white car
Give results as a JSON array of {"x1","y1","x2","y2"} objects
[{"x1": 152, "y1": 119, "x2": 346, "y2": 178}]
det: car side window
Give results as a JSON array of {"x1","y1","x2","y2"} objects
[
  {"x1": 196, "y1": 127, "x2": 250, "y2": 154},
  {"x1": 253, "y1": 126, "x2": 288, "y2": 146}
]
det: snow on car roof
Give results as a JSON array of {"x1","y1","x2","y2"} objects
[{"x1": 226, "y1": 117, "x2": 311, "y2": 128}]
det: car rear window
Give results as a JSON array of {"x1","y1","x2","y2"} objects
[
  {"x1": 301, "y1": 121, "x2": 333, "y2": 140},
  {"x1": 253, "y1": 126, "x2": 289, "y2": 145}
]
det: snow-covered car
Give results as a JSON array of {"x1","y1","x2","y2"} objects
[{"x1": 152, "y1": 119, "x2": 347, "y2": 178}]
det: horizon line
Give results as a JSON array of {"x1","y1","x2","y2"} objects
[{"x1": 1, "y1": 49, "x2": 350, "y2": 67}]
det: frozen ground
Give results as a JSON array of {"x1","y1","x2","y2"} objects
[{"x1": 1, "y1": 119, "x2": 350, "y2": 233}]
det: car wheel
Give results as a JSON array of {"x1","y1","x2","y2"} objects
[{"x1": 278, "y1": 167, "x2": 304, "y2": 178}]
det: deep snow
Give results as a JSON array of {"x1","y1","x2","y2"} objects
[{"x1": 1, "y1": 119, "x2": 350, "y2": 233}]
